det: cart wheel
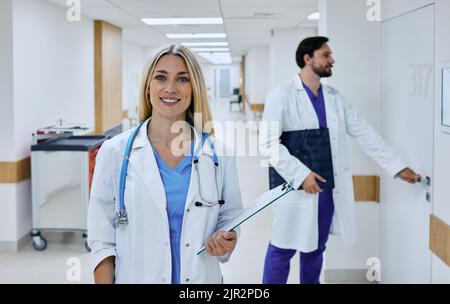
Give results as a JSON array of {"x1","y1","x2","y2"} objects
[
  {"x1": 85, "y1": 240, "x2": 91, "y2": 252},
  {"x1": 32, "y1": 236, "x2": 47, "y2": 251}
]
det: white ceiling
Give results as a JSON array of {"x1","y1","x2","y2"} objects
[{"x1": 48, "y1": 0, "x2": 318, "y2": 60}]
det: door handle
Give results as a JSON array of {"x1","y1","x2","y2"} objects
[
  {"x1": 419, "y1": 176, "x2": 431, "y2": 187},
  {"x1": 418, "y1": 176, "x2": 432, "y2": 203},
  {"x1": 426, "y1": 192, "x2": 432, "y2": 203}
]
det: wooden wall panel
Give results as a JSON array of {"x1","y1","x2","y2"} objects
[
  {"x1": 240, "y1": 55, "x2": 246, "y2": 114},
  {"x1": 430, "y1": 215, "x2": 450, "y2": 267},
  {"x1": 0, "y1": 155, "x2": 382, "y2": 202},
  {"x1": 0, "y1": 157, "x2": 31, "y2": 183},
  {"x1": 249, "y1": 103, "x2": 265, "y2": 112},
  {"x1": 94, "y1": 20, "x2": 123, "y2": 135},
  {"x1": 0, "y1": 155, "x2": 381, "y2": 204},
  {"x1": 353, "y1": 176, "x2": 380, "y2": 202}
]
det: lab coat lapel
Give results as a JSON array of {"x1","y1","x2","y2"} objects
[
  {"x1": 294, "y1": 75, "x2": 320, "y2": 129},
  {"x1": 129, "y1": 119, "x2": 167, "y2": 215},
  {"x1": 323, "y1": 85, "x2": 338, "y2": 129},
  {"x1": 185, "y1": 162, "x2": 198, "y2": 210}
]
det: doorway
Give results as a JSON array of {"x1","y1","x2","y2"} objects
[{"x1": 379, "y1": 4, "x2": 435, "y2": 283}]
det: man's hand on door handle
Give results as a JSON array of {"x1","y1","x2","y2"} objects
[{"x1": 396, "y1": 168, "x2": 421, "y2": 184}]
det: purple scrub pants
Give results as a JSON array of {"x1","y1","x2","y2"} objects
[{"x1": 262, "y1": 190, "x2": 335, "y2": 284}]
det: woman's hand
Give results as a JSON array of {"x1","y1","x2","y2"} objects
[
  {"x1": 204, "y1": 231, "x2": 237, "y2": 257},
  {"x1": 94, "y1": 256, "x2": 115, "y2": 284}
]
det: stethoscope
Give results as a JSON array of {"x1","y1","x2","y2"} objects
[{"x1": 116, "y1": 121, "x2": 224, "y2": 226}]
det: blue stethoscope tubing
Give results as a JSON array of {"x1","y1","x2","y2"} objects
[
  {"x1": 116, "y1": 122, "x2": 143, "y2": 225},
  {"x1": 116, "y1": 121, "x2": 222, "y2": 226}
]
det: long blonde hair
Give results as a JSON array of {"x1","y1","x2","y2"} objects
[{"x1": 138, "y1": 44, "x2": 213, "y2": 134}]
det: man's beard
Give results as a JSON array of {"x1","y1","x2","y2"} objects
[{"x1": 312, "y1": 65, "x2": 333, "y2": 78}]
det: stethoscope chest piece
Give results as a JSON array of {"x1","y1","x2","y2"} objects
[{"x1": 116, "y1": 209, "x2": 128, "y2": 226}]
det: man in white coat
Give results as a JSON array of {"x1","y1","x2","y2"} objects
[{"x1": 259, "y1": 36, "x2": 421, "y2": 284}]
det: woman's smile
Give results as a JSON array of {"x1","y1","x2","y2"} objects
[{"x1": 160, "y1": 97, "x2": 181, "y2": 106}]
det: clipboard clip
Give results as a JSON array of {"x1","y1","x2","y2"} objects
[
  {"x1": 196, "y1": 180, "x2": 295, "y2": 256},
  {"x1": 282, "y1": 180, "x2": 295, "y2": 192}
]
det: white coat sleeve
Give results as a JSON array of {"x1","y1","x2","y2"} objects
[
  {"x1": 340, "y1": 92, "x2": 408, "y2": 177},
  {"x1": 215, "y1": 154, "x2": 243, "y2": 263},
  {"x1": 87, "y1": 139, "x2": 117, "y2": 272},
  {"x1": 259, "y1": 91, "x2": 311, "y2": 190}
]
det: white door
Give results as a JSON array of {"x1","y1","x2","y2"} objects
[
  {"x1": 215, "y1": 68, "x2": 231, "y2": 101},
  {"x1": 379, "y1": 5, "x2": 434, "y2": 283}
]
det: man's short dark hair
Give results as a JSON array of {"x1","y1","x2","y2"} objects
[{"x1": 296, "y1": 36, "x2": 329, "y2": 68}]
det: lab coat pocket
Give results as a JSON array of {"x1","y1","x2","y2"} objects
[
  {"x1": 272, "y1": 194, "x2": 316, "y2": 251},
  {"x1": 277, "y1": 190, "x2": 311, "y2": 208}
]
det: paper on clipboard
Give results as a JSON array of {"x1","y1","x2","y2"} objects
[{"x1": 197, "y1": 180, "x2": 295, "y2": 255}]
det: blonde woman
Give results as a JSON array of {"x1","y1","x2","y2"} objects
[{"x1": 88, "y1": 44, "x2": 243, "y2": 284}]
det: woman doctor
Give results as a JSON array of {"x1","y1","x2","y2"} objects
[{"x1": 88, "y1": 44, "x2": 243, "y2": 284}]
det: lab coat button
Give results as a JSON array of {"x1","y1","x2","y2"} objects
[
  {"x1": 185, "y1": 278, "x2": 190, "y2": 282},
  {"x1": 162, "y1": 277, "x2": 167, "y2": 282},
  {"x1": 165, "y1": 242, "x2": 169, "y2": 246},
  {"x1": 186, "y1": 208, "x2": 190, "y2": 212},
  {"x1": 186, "y1": 243, "x2": 190, "y2": 247}
]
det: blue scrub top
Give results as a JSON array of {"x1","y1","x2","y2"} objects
[
  {"x1": 302, "y1": 82, "x2": 327, "y2": 129},
  {"x1": 303, "y1": 82, "x2": 335, "y2": 231},
  {"x1": 152, "y1": 143, "x2": 193, "y2": 284}
]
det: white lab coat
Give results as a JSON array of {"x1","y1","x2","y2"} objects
[
  {"x1": 259, "y1": 76, "x2": 407, "y2": 252},
  {"x1": 88, "y1": 118, "x2": 243, "y2": 284}
]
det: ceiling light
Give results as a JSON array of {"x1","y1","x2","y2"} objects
[
  {"x1": 197, "y1": 52, "x2": 232, "y2": 65},
  {"x1": 182, "y1": 42, "x2": 228, "y2": 47},
  {"x1": 166, "y1": 33, "x2": 227, "y2": 39},
  {"x1": 214, "y1": 53, "x2": 232, "y2": 64},
  {"x1": 308, "y1": 12, "x2": 320, "y2": 20},
  {"x1": 190, "y1": 47, "x2": 229, "y2": 52},
  {"x1": 142, "y1": 17, "x2": 223, "y2": 25},
  {"x1": 253, "y1": 13, "x2": 279, "y2": 17}
]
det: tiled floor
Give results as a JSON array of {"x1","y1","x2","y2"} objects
[
  {"x1": 0, "y1": 99, "x2": 301, "y2": 284},
  {"x1": 0, "y1": 232, "x2": 93, "y2": 284},
  {"x1": 212, "y1": 100, "x2": 301, "y2": 284}
]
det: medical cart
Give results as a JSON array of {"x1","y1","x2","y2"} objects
[{"x1": 30, "y1": 136, "x2": 107, "y2": 251}]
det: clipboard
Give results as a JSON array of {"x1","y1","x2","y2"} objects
[{"x1": 197, "y1": 180, "x2": 295, "y2": 255}]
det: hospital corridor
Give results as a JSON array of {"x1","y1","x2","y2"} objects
[
  {"x1": 1, "y1": 0, "x2": 450, "y2": 287},
  {"x1": 0, "y1": 100, "x2": 286, "y2": 284}
]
